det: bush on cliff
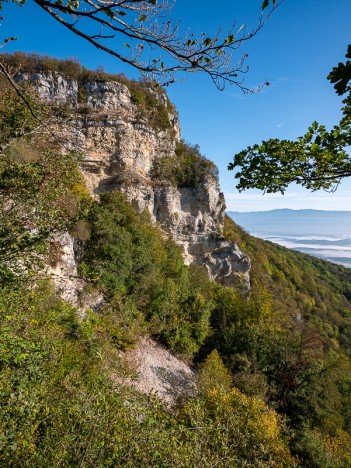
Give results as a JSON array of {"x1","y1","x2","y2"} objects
[
  {"x1": 1, "y1": 51, "x2": 174, "y2": 131},
  {"x1": 79, "y1": 191, "x2": 213, "y2": 357},
  {"x1": 152, "y1": 140, "x2": 219, "y2": 187}
]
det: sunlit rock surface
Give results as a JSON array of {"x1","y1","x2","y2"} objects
[{"x1": 21, "y1": 71, "x2": 250, "y2": 293}]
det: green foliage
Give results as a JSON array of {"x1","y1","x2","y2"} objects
[
  {"x1": 292, "y1": 426, "x2": 351, "y2": 467},
  {"x1": 0, "y1": 75, "x2": 92, "y2": 284},
  {"x1": 262, "y1": 0, "x2": 277, "y2": 12},
  {"x1": 197, "y1": 349, "x2": 232, "y2": 396},
  {"x1": 229, "y1": 44, "x2": 351, "y2": 193},
  {"x1": 224, "y1": 216, "x2": 351, "y2": 356},
  {"x1": 2, "y1": 157, "x2": 351, "y2": 465},
  {"x1": 229, "y1": 123, "x2": 351, "y2": 193},
  {"x1": 328, "y1": 44, "x2": 351, "y2": 96},
  {"x1": 81, "y1": 192, "x2": 167, "y2": 298},
  {"x1": 152, "y1": 140, "x2": 219, "y2": 187},
  {"x1": 80, "y1": 192, "x2": 212, "y2": 356},
  {"x1": 148, "y1": 283, "x2": 213, "y2": 356},
  {"x1": 0, "y1": 142, "x2": 92, "y2": 285},
  {"x1": 0, "y1": 282, "x2": 294, "y2": 467},
  {"x1": 129, "y1": 79, "x2": 173, "y2": 131},
  {"x1": 219, "y1": 215, "x2": 351, "y2": 458},
  {"x1": 0, "y1": 77, "x2": 43, "y2": 147},
  {"x1": 2, "y1": 51, "x2": 85, "y2": 81},
  {"x1": 181, "y1": 382, "x2": 293, "y2": 466}
]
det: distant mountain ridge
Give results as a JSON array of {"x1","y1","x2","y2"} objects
[
  {"x1": 228, "y1": 209, "x2": 351, "y2": 267},
  {"x1": 228, "y1": 209, "x2": 351, "y2": 237}
]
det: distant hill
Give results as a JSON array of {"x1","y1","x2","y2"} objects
[
  {"x1": 228, "y1": 209, "x2": 351, "y2": 267},
  {"x1": 228, "y1": 209, "x2": 351, "y2": 237}
]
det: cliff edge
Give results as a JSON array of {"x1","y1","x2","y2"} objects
[{"x1": 17, "y1": 65, "x2": 250, "y2": 293}]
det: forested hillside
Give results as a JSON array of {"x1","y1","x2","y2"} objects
[{"x1": 1, "y1": 55, "x2": 351, "y2": 466}]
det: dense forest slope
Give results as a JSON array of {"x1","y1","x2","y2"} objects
[
  {"x1": 224, "y1": 215, "x2": 351, "y2": 352},
  {"x1": 0, "y1": 53, "x2": 351, "y2": 466}
]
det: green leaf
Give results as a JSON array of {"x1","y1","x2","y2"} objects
[
  {"x1": 101, "y1": 7, "x2": 114, "y2": 19},
  {"x1": 225, "y1": 34, "x2": 235, "y2": 45},
  {"x1": 4, "y1": 37, "x2": 17, "y2": 44},
  {"x1": 262, "y1": 0, "x2": 269, "y2": 11}
]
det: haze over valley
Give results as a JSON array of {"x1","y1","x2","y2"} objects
[{"x1": 229, "y1": 209, "x2": 351, "y2": 268}]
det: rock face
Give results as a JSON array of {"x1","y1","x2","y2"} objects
[
  {"x1": 17, "y1": 72, "x2": 79, "y2": 106},
  {"x1": 21, "y1": 71, "x2": 250, "y2": 291},
  {"x1": 115, "y1": 337, "x2": 196, "y2": 406},
  {"x1": 47, "y1": 232, "x2": 82, "y2": 304}
]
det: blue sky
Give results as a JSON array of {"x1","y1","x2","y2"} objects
[{"x1": 1, "y1": 0, "x2": 351, "y2": 211}]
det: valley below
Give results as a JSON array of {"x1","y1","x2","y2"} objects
[{"x1": 229, "y1": 209, "x2": 351, "y2": 268}]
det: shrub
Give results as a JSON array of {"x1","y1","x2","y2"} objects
[
  {"x1": 182, "y1": 374, "x2": 293, "y2": 466},
  {"x1": 152, "y1": 140, "x2": 219, "y2": 187},
  {"x1": 1, "y1": 51, "x2": 81, "y2": 80},
  {"x1": 197, "y1": 349, "x2": 232, "y2": 396},
  {"x1": 0, "y1": 137, "x2": 92, "y2": 284},
  {"x1": 292, "y1": 427, "x2": 351, "y2": 467},
  {"x1": 0, "y1": 282, "x2": 293, "y2": 467},
  {"x1": 79, "y1": 192, "x2": 213, "y2": 357},
  {"x1": 0, "y1": 80, "x2": 44, "y2": 147},
  {"x1": 129, "y1": 80, "x2": 173, "y2": 131}
]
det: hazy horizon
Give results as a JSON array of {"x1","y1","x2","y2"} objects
[
  {"x1": 228, "y1": 210, "x2": 351, "y2": 268},
  {"x1": 230, "y1": 208, "x2": 351, "y2": 213},
  {"x1": 225, "y1": 187, "x2": 351, "y2": 212}
]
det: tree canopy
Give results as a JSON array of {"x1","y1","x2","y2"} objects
[
  {"x1": 0, "y1": 0, "x2": 281, "y2": 91},
  {"x1": 229, "y1": 44, "x2": 351, "y2": 193}
]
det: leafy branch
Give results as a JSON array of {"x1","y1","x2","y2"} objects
[{"x1": 229, "y1": 43, "x2": 351, "y2": 193}]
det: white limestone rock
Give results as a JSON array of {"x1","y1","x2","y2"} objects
[
  {"x1": 19, "y1": 71, "x2": 250, "y2": 293},
  {"x1": 47, "y1": 231, "x2": 82, "y2": 305},
  {"x1": 83, "y1": 80, "x2": 132, "y2": 111},
  {"x1": 116, "y1": 336, "x2": 196, "y2": 406},
  {"x1": 17, "y1": 71, "x2": 78, "y2": 106}
]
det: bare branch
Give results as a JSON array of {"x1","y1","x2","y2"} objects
[{"x1": 29, "y1": 0, "x2": 283, "y2": 91}]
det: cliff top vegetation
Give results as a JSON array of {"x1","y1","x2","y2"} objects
[{"x1": 0, "y1": 51, "x2": 175, "y2": 131}]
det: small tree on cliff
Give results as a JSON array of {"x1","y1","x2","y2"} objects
[
  {"x1": 0, "y1": 0, "x2": 281, "y2": 91},
  {"x1": 229, "y1": 44, "x2": 351, "y2": 193}
]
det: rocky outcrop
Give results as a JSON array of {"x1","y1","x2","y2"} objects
[
  {"x1": 20, "y1": 71, "x2": 250, "y2": 291},
  {"x1": 17, "y1": 72, "x2": 79, "y2": 106},
  {"x1": 115, "y1": 337, "x2": 196, "y2": 406},
  {"x1": 47, "y1": 231, "x2": 82, "y2": 304},
  {"x1": 115, "y1": 177, "x2": 250, "y2": 287},
  {"x1": 46, "y1": 232, "x2": 105, "y2": 313}
]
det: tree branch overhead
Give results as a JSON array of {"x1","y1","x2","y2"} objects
[{"x1": 18, "y1": 0, "x2": 283, "y2": 91}]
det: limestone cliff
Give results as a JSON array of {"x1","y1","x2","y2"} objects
[{"x1": 18, "y1": 70, "x2": 250, "y2": 293}]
